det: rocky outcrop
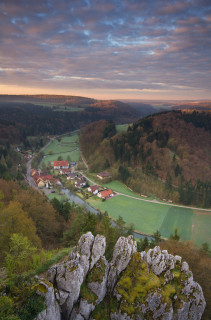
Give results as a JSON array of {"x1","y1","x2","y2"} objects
[
  {"x1": 107, "y1": 235, "x2": 137, "y2": 292},
  {"x1": 34, "y1": 280, "x2": 61, "y2": 320},
  {"x1": 34, "y1": 233, "x2": 206, "y2": 320}
]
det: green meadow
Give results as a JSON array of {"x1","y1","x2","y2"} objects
[
  {"x1": 87, "y1": 194, "x2": 211, "y2": 247},
  {"x1": 41, "y1": 132, "x2": 80, "y2": 165},
  {"x1": 116, "y1": 123, "x2": 130, "y2": 133},
  {"x1": 102, "y1": 180, "x2": 154, "y2": 200}
]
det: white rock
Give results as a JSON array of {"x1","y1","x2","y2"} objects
[
  {"x1": 107, "y1": 235, "x2": 137, "y2": 291},
  {"x1": 90, "y1": 235, "x2": 106, "y2": 269},
  {"x1": 34, "y1": 281, "x2": 61, "y2": 320}
]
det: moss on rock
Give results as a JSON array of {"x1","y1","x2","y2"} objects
[
  {"x1": 87, "y1": 257, "x2": 106, "y2": 284},
  {"x1": 80, "y1": 283, "x2": 98, "y2": 304}
]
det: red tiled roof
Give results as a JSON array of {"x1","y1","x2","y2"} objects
[
  {"x1": 53, "y1": 161, "x2": 69, "y2": 167},
  {"x1": 90, "y1": 185, "x2": 98, "y2": 192},
  {"x1": 99, "y1": 189, "x2": 113, "y2": 198},
  {"x1": 33, "y1": 173, "x2": 40, "y2": 182},
  {"x1": 40, "y1": 174, "x2": 53, "y2": 182}
]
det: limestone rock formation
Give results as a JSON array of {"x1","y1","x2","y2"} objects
[
  {"x1": 34, "y1": 233, "x2": 206, "y2": 320},
  {"x1": 34, "y1": 280, "x2": 61, "y2": 320},
  {"x1": 107, "y1": 235, "x2": 137, "y2": 292}
]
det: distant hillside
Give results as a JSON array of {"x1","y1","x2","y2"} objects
[
  {"x1": 80, "y1": 111, "x2": 211, "y2": 207},
  {"x1": 0, "y1": 95, "x2": 142, "y2": 143},
  {"x1": 122, "y1": 99, "x2": 211, "y2": 113}
]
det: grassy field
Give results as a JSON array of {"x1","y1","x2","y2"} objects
[
  {"x1": 102, "y1": 180, "x2": 154, "y2": 200},
  {"x1": 88, "y1": 196, "x2": 168, "y2": 235},
  {"x1": 191, "y1": 212, "x2": 211, "y2": 246},
  {"x1": 41, "y1": 133, "x2": 80, "y2": 165},
  {"x1": 159, "y1": 207, "x2": 193, "y2": 241},
  {"x1": 116, "y1": 124, "x2": 130, "y2": 133},
  {"x1": 87, "y1": 194, "x2": 211, "y2": 247}
]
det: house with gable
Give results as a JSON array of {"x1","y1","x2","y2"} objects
[
  {"x1": 53, "y1": 161, "x2": 69, "y2": 170},
  {"x1": 97, "y1": 188, "x2": 114, "y2": 199},
  {"x1": 87, "y1": 185, "x2": 99, "y2": 195},
  {"x1": 97, "y1": 172, "x2": 112, "y2": 180}
]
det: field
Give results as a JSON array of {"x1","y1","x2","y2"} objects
[
  {"x1": 41, "y1": 132, "x2": 80, "y2": 166},
  {"x1": 116, "y1": 124, "x2": 130, "y2": 133},
  {"x1": 87, "y1": 187, "x2": 211, "y2": 247},
  {"x1": 103, "y1": 180, "x2": 154, "y2": 200}
]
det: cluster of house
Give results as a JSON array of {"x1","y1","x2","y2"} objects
[
  {"x1": 87, "y1": 185, "x2": 114, "y2": 199},
  {"x1": 31, "y1": 169, "x2": 60, "y2": 188},
  {"x1": 53, "y1": 163, "x2": 86, "y2": 188},
  {"x1": 66, "y1": 172, "x2": 87, "y2": 188}
]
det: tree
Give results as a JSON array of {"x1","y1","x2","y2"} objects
[
  {"x1": 99, "y1": 212, "x2": 117, "y2": 260},
  {"x1": 0, "y1": 201, "x2": 41, "y2": 262},
  {"x1": 201, "y1": 242, "x2": 209, "y2": 253},
  {"x1": 137, "y1": 237, "x2": 149, "y2": 252},
  {"x1": 41, "y1": 162, "x2": 47, "y2": 172},
  {"x1": 6, "y1": 233, "x2": 37, "y2": 275},
  {"x1": 152, "y1": 230, "x2": 162, "y2": 245},
  {"x1": 0, "y1": 296, "x2": 20, "y2": 320},
  {"x1": 118, "y1": 166, "x2": 130, "y2": 183},
  {"x1": 165, "y1": 171, "x2": 172, "y2": 191},
  {"x1": 115, "y1": 216, "x2": 126, "y2": 238},
  {"x1": 169, "y1": 228, "x2": 180, "y2": 241},
  {"x1": 57, "y1": 155, "x2": 63, "y2": 161},
  {"x1": 174, "y1": 164, "x2": 182, "y2": 177}
]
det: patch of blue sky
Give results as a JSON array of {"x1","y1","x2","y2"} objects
[
  {"x1": 36, "y1": 13, "x2": 47, "y2": 18},
  {"x1": 83, "y1": 30, "x2": 90, "y2": 36},
  {"x1": 11, "y1": 17, "x2": 28, "y2": 24},
  {"x1": 84, "y1": 0, "x2": 91, "y2": 7}
]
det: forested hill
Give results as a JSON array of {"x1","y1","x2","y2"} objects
[
  {"x1": 0, "y1": 95, "x2": 142, "y2": 144},
  {"x1": 80, "y1": 111, "x2": 211, "y2": 207}
]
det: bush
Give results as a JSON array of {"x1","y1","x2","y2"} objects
[
  {"x1": 17, "y1": 290, "x2": 45, "y2": 320},
  {"x1": 0, "y1": 296, "x2": 20, "y2": 320}
]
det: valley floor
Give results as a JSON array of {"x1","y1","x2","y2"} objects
[{"x1": 27, "y1": 132, "x2": 211, "y2": 248}]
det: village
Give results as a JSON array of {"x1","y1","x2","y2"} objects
[{"x1": 30, "y1": 159, "x2": 115, "y2": 200}]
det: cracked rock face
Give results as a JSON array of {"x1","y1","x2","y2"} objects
[{"x1": 34, "y1": 233, "x2": 206, "y2": 320}]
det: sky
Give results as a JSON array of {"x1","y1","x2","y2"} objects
[{"x1": 0, "y1": 0, "x2": 211, "y2": 100}]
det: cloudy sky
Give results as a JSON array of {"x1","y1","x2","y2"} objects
[{"x1": 0, "y1": 0, "x2": 210, "y2": 100}]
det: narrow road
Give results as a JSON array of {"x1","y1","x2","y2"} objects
[
  {"x1": 81, "y1": 170, "x2": 211, "y2": 213},
  {"x1": 26, "y1": 138, "x2": 53, "y2": 191}
]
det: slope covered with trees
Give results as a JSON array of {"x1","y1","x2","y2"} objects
[
  {"x1": 80, "y1": 111, "x2": 211, "y2": 207},
  {"x1": 0, "y1": 95, "x2": 142, "y2": 144}
]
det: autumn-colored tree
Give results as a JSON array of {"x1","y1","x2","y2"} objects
[
  {"x1": 16, "y1": 190, "x2": 62, "y2": 246},
  {"x1": 0, "y1": 201, "x2": 41, "y2": 262}
]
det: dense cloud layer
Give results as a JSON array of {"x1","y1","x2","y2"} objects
[{"x1": 0, "y1": 0, "x2": 210, "y2": 99}]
